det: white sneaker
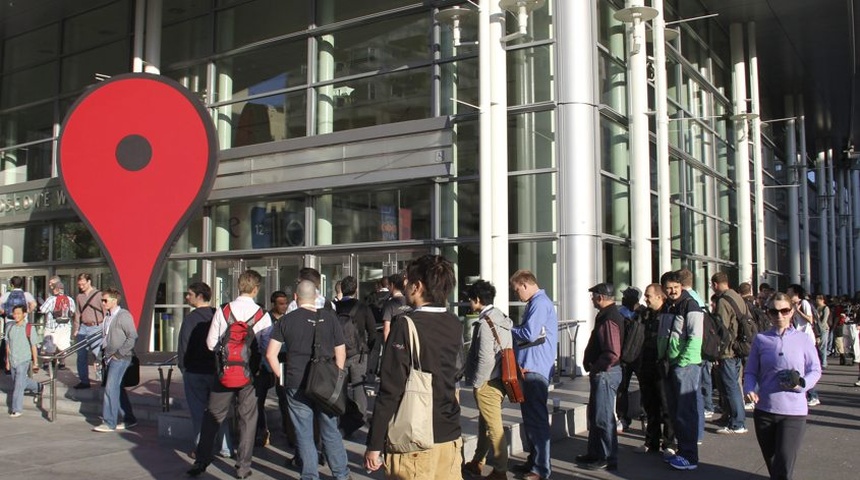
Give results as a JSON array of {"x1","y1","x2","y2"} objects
[
  {"x1": 744, "y1": 402, "x2": 755, "y2": 411},
  {"x1": 92, "y1": 424, "x2": 116, "y2": 433},
  {"x1": 807, "y1": 398, "x2": 821, "y2": 406},
  {"x1": 703, "y1": 410, "x2": 714, "y2": 419},
  {"x1": 854, "y1": 379, "x2": 860, "y2": 387},
  {"x1": 9, "y1": 412, "x2": 22, "y2": 418},
  {"x1": 716, "y1": 426, "x2": 748, "y2": 434}
]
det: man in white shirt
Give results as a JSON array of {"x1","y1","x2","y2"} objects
[
  {"x1": 38, "y1": 277, "x2": 76, "y2": 370},
  {"x1": 188, "y1": 270, "x2": 273, "y2": 480}
]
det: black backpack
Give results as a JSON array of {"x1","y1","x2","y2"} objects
[
  {"x1": 701, "y1": 309, "x2": 730, "y2": 362},
  {"x1": 723, "y1": 295, "x2": 755, "y2": 358},
  {"x1": 620, "y1": 315, "x2": 646, "y2": 365},
  {"x1": 746, "y1": 300, "x2": 770, "y2": 334},
  {"x1": 336, "y1": 301, "x2": 362, "y2": 358}
]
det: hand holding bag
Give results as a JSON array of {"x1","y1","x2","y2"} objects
[
  {"x1": 304, "y1": 312, "x2": 348, "y2": 416},
  {"x1": 386, "y1": 316, "x2": 435, "y2": 453},
  {"x1": 486, "y1": 317, "x2": 525, "y2": 403}
]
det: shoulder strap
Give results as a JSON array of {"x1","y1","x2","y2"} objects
[
  {"x1": 78, "y1": 290, "x2": 99, "y2": 313},
  {"x1": 403, "y1": 315, "x2": 421, "y2": 371},
  {"x1": 723, "y1": 294, "x2": 745, "y2": 321},
  {"x1": 26, "y1": 323, "x2": 32, "y2": 339},
  {"x1": 309, "y1": 311, "x2": 320, "y2": 360},
  {"x1": 485, "y1": 316, "x2": 503, "y2": 348},
  {"x1": 222, "y1": 304, "x2": 234, "y2": 325},
  {"x1": 248, "y1": 307, "x2": 264, "y2": 327},
  {"x1": 348, "y1": 301, "x2": 361, "y2": 319}
]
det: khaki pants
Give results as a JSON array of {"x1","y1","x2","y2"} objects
[
  {"x1": 386, "y1": 438, "x2": 463, "y2": 480},
  {"x1": 471, "y1": 379, "x2": 509, "y2": 472}
]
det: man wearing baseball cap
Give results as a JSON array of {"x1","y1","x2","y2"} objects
[{"x1": 576, "y1": 283, "x2": 624, "y2": 471}]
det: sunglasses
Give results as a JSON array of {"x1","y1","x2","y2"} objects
[{"x1": 768, "y1": 307, "x2": 793, "y2": 316}]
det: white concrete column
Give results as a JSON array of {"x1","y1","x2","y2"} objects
[
  {"x1": 839, "y1": 167, "x2": 849, "y2": 292},
  {"x1": 853, "y1": 169, "x2": 860, "y2": 292},
  {"x1": 817, "y1": 152, "x2": 831, "y2": 294},
  {"x1": 828, "y1": 148, "x2": 838, "y2": 293},
  {"x1": 479, "y1": 1, "x2": 492, "y2": 282},
  {"x1": 489, "y1": 0, "x2": 509, "y2": 311},
  {"x1": 798, "y1": 111, "x2": 811, "y2": 291},
  {"x1": 133, "y1": 0, "x2": 146, "y2": 73},
  {"x1": 784, "y1": 97, "x2": 800, "y2": 284},
  {"x1": 747, "y1": 22, "x2": 766, "y2": 287},
  {"x1": 144, "y1": 0, "x2": 161, "y2": 74},
  {"x1": 557, "y1": 0, "x2": 600, "y2": 370},
  {"x1": 731, "y1": 23, "x2": 753, "y2": 284},
  {"x1": 627, "y1": 0, "x2": 652, "y2": 290},
  {"x1": 653, "y1": 0, "x2": 672, "y2": 275}
]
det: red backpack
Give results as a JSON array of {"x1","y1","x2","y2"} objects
[
  {"x1": 215, "y1": 304, "x2": 265, "y2": 388},
  {"x1": 52, "y1": 294, "x2": 71, "y2": 323}
]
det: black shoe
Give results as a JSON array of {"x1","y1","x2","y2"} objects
[
  {"x1": 73, "y1": 383, "x2": 91, "y2": 390},
  {"x1": 58, "y1": 363, "x2": 67, "y2": 370},
  {"x1": 236, "y1": 471, "x2": 252, "y2": 479},
  {"x1": 574, "y1": 454, "x2": 599, "y2": 464},
  {"x1": 186, "y1": 462, "x2": 207, "y2": 477},
  {"x1": 579, "y1": 458, "x2": 616, "y2": 471},
  {"x1": 510, "y1": 463, "x2": 535, "y2": 474}
]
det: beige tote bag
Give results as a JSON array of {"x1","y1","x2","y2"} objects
[{"x1": 386, "y1": 316, "x2": 435, "y2": 453}]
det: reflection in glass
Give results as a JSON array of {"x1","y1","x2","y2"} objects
[
  {"x1": 214, "y1": 40, "x2": 307, "y2": 103},
  {"x1": 321, "y1": 186, "x2": 431, "y2": 245},
  {"x1": 0, "y1": 63, "x2": 58, "y2": 109},
  {"x1": 0, "y1": 142, "x2": 53, "y2": 186},
  {"x1": 216, "y1": 0, "x2": 308, "y2": 52},
  {"x1": 61, "y1": 41, "x2": 130, "y2": 94},
  {"x1": 212, "y1": 197, "x2": 307, "y2": 252},
  {"x1": 509, "y1": 110, "x2": 555, "y2": 171},
  {"x1": 220, "y1": 91, "x2": 307, "y2": 149},
  {"x1": 508, "y1": 45, "x2": 553, "y2": 107},
  {"x1": 2, "y1": 24, "x2": 59, "y2": 72},
  {"x1": 62, "y1": 1, "x2": 130, "y2": 54},
  {"x1": 509, "y1": 173, "x2": 556, "y2": 234},
  {"x1": 54, "y1": 221, "x2": 101, "y2": 260}
]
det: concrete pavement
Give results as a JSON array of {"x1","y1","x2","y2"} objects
[{"x1": 1, "y1": 362, "x2": 858, "y2": 479}]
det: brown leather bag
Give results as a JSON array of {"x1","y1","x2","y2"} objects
[{"x1": 486, "y1": 317, "x2": 525, "y2": 403}]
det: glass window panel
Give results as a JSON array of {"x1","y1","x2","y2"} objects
[
  {"x1": 600, "y1": 117, "x2": 629, "y2": 178},
  {"x1": 322, "y1": 68, "x2": 431, "y2": 133},
  {"x1": 505, "y1": 0, "x2": 553, "y2": 46},
  {"x1": 509, "y1": 172, "x2": 556, "y2": 234},
  {"x1": 509, "y1": 240, "x2": 558, "y2": 310},
  {"x1": 599, "y1": 53, "x2": 626, "y2": 115},
  {"x1": 318, "y1": 14, "x2": 430, "y2": 81},
  {"x1": 507, "y1": 44, "x2": 553, "y2": 106},
  {"x1": 597, "y1": 0, "x2": 626, "y2": 60},
  {"x1": 164, "y1": 63, "x2": 209, "y2": 99},
  {"x1": 717, "y1": 220, "x2": 733, "y2": 260},
  {"x1": 61, "y1": 40, "x2": 131, "y2": 94},
  {"x1": 0, "y1": 142, "x2": 53, "y2": 186},
  {"x1": 212, "y1": 196, "x2": 307, "y2": 252},
  {"x1": 1, "y1": 63, "x2": 58, "y2": 109},
  {"x1": 320, "y1": 185, "x2": 431, "y2": 244},
  {"x1": 0, "y1": 224, "x2": 50, "y2": 262},
  {"x1": 508, "y1": 110, "x2": 555, "y2": 171},
  {"x1": 441, "y1": 180, "x2": 479, "y2": 238},
  {"x1": 62, "y1": 1, "x2": 130, "y2": 54},
  {"x1": 603, "y1": 242, "x2": 631, "y2": 293},
  {"x1": 221, "y1": 91, "x2": 307, "y2": 149},
  {"x1": 216, "y1": 0, "x2": 308, "y2": 52},
  {"x1": 3, "y1": 24, "x2": 59, "y2": 72},
  {"x1": 440, "y1": 58, "x2": 479, "y2": 117},
  {"x1": 153, "y1": 258, "x2": 205, "y2": 352},
  {"x1": 54, "y1": 220, "x2": 102, "y2": 260},
  {"x1": 453, "y1": 119, "x2": 478, "y2": 176},
  {"x1": 315, "y1": 0, "x2": 417, "y2": 26},
  {"x1": 171, "y1": 213, "x2": 204, "y2": 254},
  {"x1": 162, "y1": 15, "x2": 213, "y2": 67},
  {"x1": 0, "y1": 102, "x2": 54, "y2": 149},
  {"x1": 214, "y1": 40, "x2": 307, "y2": 104},
  {"x1": 440, "y1": 242, "x2": 480, "y2": 315},
  {"x1": 164, "y1": 0, "x2": 214, "y2": 23},
  {"x1": 602, "y1": 176, "x2": 629, "y2": 237}
]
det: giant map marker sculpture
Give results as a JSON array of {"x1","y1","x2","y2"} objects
[{"x1": 58, "y1": 73, "x2": 218, "y2": 344}]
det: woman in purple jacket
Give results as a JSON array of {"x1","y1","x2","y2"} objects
[{"x1": 744, "y1": 292, "x2": 822, "y2": 480}]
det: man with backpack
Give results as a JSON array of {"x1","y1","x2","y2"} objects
[
  {"x1": 710, "y1": 272, "x2": 749, "y2": 435},
  {"x1": 39, "y1": 277, "x2": 76, "y2": 370},
  {"x1": 657, "y1": 271, "x2": 704, "y2": 470},
  {"x1": 72, "y1": 273, "x2": 104, "y2": 389},
  {"x1": 637, "y1": 284, "x2": 676, "y2": 457},
  {"x1": 334, "y1": 275, "x2": 375, "y2": 437},
  {"x1": 615, "y1": 286, "x2": 644, "y2": 432},
  {"x1": 187, "y1": 270, "x2": 273, "y2": 480},
  {"x1": 1, "y1": 276, "x2": 38, "y2": 373}
]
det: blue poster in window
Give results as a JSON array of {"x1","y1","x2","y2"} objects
[
  {"x1": 380, "y1": 205, "x2": 398, "y2": 241},
  {"x1": 251, "y1": 206, "x2": 272, "y2": 249}
]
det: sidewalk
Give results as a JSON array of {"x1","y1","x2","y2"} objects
[{"x1": 1, "y1": 362, "x2": 858, "y2": 479}]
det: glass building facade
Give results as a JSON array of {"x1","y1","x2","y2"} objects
[{"x1": 1, "y1": 0, "x2": 852, "y2": 358}]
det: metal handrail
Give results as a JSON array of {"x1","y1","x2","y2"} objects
[
  {"x1": 146, "y1": 354, "x2": 178, "y2": 412},
  {"x1": 37, "y1": 330, "x2": 104, "y2": 422},
  {"x1": 556, "y1": 319, "x2": 586, "y2": 381}
]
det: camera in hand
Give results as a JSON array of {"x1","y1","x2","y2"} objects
[{"x1": 776, "y1": 369, "x2": 805, "y2": 390}]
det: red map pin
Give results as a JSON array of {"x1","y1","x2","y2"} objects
[{"x1": 58, "y1": 73, "x2": 218, "y2": 339}]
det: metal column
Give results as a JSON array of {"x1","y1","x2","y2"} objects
[
  {"x1": 731, "y1": 24, "x2": 753, "y2": 283},
  {"x1": 784, "y1": 98, "x2": 800, "y2": 285},
  {"x1": 839, "y1": 167, "x2": 849, "y2": 292},
  {"x1": 797, "y1": 110, "x2": 811, "y2": 290},
  {"x1": 828, "y1": 149, "x2": 838, "y2": 293},
  {"x1": 818, "y1": 151, "x2": 831, "y2": 294},
  {"x1": 748, "y1": 22, "x2": 766, "y2": 287}
]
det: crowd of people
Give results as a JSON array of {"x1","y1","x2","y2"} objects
[
  {"x1": 579, "y1": 268, "x2": 860, "y2": 480},
  {"x1": 3, "y1": 264, "x2": 860, "y2": 480}
]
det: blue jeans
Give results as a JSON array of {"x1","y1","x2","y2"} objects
[
  {"x1": 587, "y1": 366, "x2": 621, "y2": 462},
  {"x1": 700, "y1": 361, "x2": 714, "y2": 412},
  {"x1": 75, "y1": 325, "x2": 101, "y2": 385},
  {"x1": 817, "y1": 332, "x2": 829, "y2": 368},
  {"x1": 520, "y1": 371, "x2": 551, "y2": 478},
  {"x1": 668, "y1": 364, "x2": 701, "y2": 464},
  {"x1": 10, "y1": 361, "x2": 38, "y2": 413},
  {"x1": 286, "y1": 388, "x2": 349, "y2": 480},
  {"x1": 102, "y1": 357, "x2": 135, "y2": 428},
  {"x1": 718, "y1": 358, "x2": 746, "y2": 430},
  {"x1": 184, "y1": 372, "x2": 231, "y2": 454}
]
